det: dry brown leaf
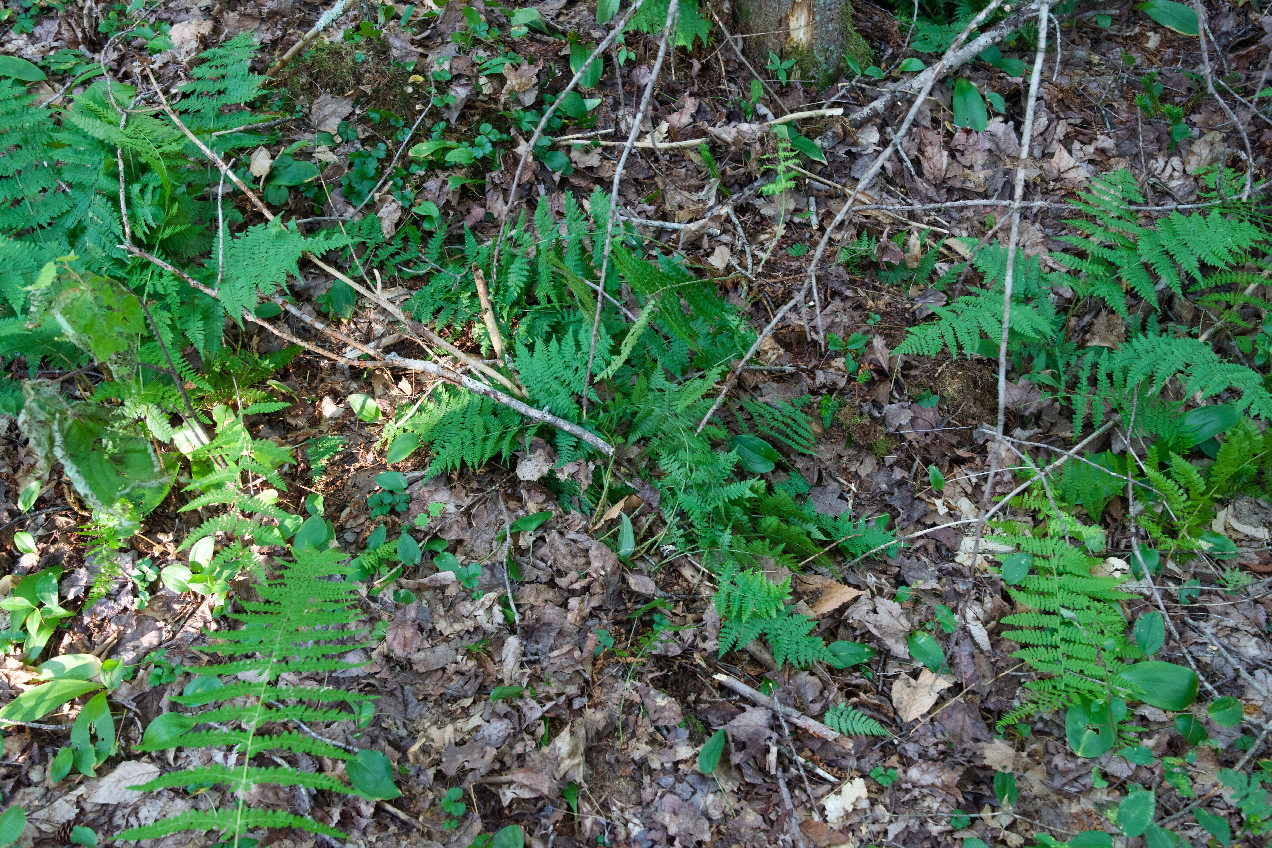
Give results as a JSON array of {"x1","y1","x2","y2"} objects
[
  {"x1": 823, "y1": 777, "x2": 869, "y2": 828},
  {"x1": 310, "y1": 93, "x2": 354, "y2": 134},
  {"x1": 797, "y1": 575, "x2": 864, "y2": 617},
  {"x1": 891, "y1": 669, "x2": 953, "y2": 723},
  {"x1": 847, "y1": 595, "x2": 911, "y2": 657},
  {"x1": 980, "y1": 738, "x2": 1018, "y2": 772},
  {"x1": 249, "y1": 146, "x2": 272, "y2": 180}
]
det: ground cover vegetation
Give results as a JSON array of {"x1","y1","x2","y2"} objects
[{"x1": 0, "y1": 0, "x2": 1271, "y2": 845}]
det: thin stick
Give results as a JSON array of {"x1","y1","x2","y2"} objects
[
  {"x1": 472, "y1": 265, "x2": 506, "y2": 363},
  {"x1": 712, "y1": 673, "x2": 844, "y2": 743},
  {"x1": 974, "y1": 0, "x2": 1051, "y2": 562},
  {"x1": 490, "y1": 0, "x2": 647, "y2": 280},
  {"x1": 842, "y1": 2, "x2": 1041, "y2": 129},
  {"x1": 776, "y1": 768, "x2": 810, "y2": 848},
  {"x1": 1190, "y1": 0, "x2": 1254, "y2": 201},
  {"x1": 708, "y1": 7, "x2": 788, "y2": 116},
  {"x1": 496, "y1": 494, "x2": 520, "y2": 627},
  {"x1": 582, "y1": 0, "x2": 679, "y2": 413},
  {"x1": 144, "y1": 65, "x2": 518, "y2": 395},
  {"x1": 120, "y1": 243, "x2": 617, "y2": 457},
  {"x1": 841, "y1": 419, "x2": 1120, "y2": 567}
]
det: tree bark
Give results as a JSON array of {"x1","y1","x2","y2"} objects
[{"x1": 733, "y1": 0, "x2": 870, "y2": 87}]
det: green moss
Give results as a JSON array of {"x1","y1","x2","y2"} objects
[{"x1": 788, "y1": 2, "x2": 874, "y2": 88}]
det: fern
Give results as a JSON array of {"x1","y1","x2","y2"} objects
[
  {"x1": 628, "y1": 0, "x2": 713, "y2": 49},
  {"x1": 305, "y1": 434, "x2": 347, "y2": 482},
  {"x1": 742, "y1": 396, "x2": 816, "y2": 455},
  {"x1": 1056, "y1": 170, "x2": 1265, "y2": 316},
  {"x1": 994, "y1": 520, "x2": 1140, "y2": 728},
  {"x1": 824, "y1": 704, "x2": 890, "y2": 737},
  {"x1": 405, "y1": 387, "x2": 525, "y2": 477},
  {"x1": 220, "y1": 220, "x2": 350, "y2": 321},
  {"x1": 175, "y1": 33, "x2": 269, "y2": 132},
  {"x1": 894, "y1": 284, "x2": 1055, "y2": 359},
  {"x1": 116, "y1": 544, "x2": 397, "y2": 844}
]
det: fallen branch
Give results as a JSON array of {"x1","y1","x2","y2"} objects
[
  {"x1": 266, "y1": 0, "x2": 349, "y2": 77},
  {"x1": 712, "y1": 674, "x2": 845, "y2": 744},
  {"x1": 973, "y1": 0, "x2": 1052, "y2": 563},
  {"x1": 143, "y1": 65, "x2": 521, "y2": 395},
  {"x1": 121, "y1": 243, "x2": 616, "y2": 457}
]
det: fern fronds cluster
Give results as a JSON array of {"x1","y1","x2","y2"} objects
[
  {"x1": 117, "y1": 545, "x2": 396, "y2": 843},
  {"x1": 994, "y1": 523, "x2": 1139, "y2": 728}
]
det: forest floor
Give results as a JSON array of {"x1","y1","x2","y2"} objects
[{"x1": 2, "y1": 1, "x2": 1272, "y2": 847}]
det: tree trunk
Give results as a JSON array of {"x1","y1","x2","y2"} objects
[{"x1": 733, "y1": 0, "x2": 871, "y2": 87}]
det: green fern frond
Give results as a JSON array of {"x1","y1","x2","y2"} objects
[
  {"x1": 119, "y1": 544, "x2": 395, "y2": 844},
  {"x1": 743, "y1": 396, "x2": 815, "y2": 455},
  {"x1": 824, "y1": 704, "x2": 890, "y2": 737}
]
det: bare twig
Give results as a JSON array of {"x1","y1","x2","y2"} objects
[
  {"x1": 1190, "y1": 0, "x2": 1253, "y2": 201},
  {"x1": 491, "y1": 0, "x2": 648, "y2": 279},
  {"x1": 582, "y1": 0, "x2": 679, "y2": 413},
  {"x1": 973, "y1": 0, "x2": 1052, "y2": 562},
  {"x1": 473, "y1": 265, "x2": 506, "y2": 363},
  {"x1": 120, "y1": 243, "x2": 616, "y2": 457},
  {"x1": 496, "y1": 494, "x2": 520, "y2": 627},
  {"x1": 843, "y1": 1, "x2": 1042, "y2": 128},
  {"x1": 776, "y1": 769, "x2": 810, "y2": 848},
  {"x1": 143, "y1": 65, "x2": 519, "y2": 394},
  {"x1": 712, "y1": 673, "x2": 845, "y2": 743}
]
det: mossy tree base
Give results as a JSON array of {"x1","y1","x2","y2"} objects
[{"x1": 734, "y1": 0, "x2": 872, "y2": 88}]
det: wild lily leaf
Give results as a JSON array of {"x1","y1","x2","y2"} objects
[
  {"x1": 698, "y1": 728, "x2": 726, "y2": 773},
  {"x1": 1137, "y1": 0, "x2": 1199, "y2": 36},
  {"x1": 952, "y1": 78, "x2": 988, "y2": 132},
  {"x1": 0, "y1": 679, "x2": 100, "y2": 723},
  {"x1": 1115, "y1": 661, "x2": 1199, "y2": 711}
]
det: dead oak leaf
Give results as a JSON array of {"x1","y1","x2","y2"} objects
[
  {"x1": 890, "y1": 669, "x2": 953, "y2": 723},
  {"x1": 310, "y1": 93, "x2": 354, "y2": 134},
  {"x1": 847, "y1": 595, "x2": 911, "y2": 657},
  {"x1": 796, "y1": 574, "x2": 864, "y2": 617}
]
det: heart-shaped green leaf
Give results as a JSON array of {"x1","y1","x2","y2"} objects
[
  {"x1": 346, "y1": 749, "x2": 402, "y2": 800},
  {"x1": 1133, "y1": 612, "x2": 1165, "y2": 656},
  {"x1": 952, "y1": 78, "x2": 988, "y2": 132},
  {"x1": 1207, "y1": 696, "x2": 1243, "y2": 727},
  {"x1": 489, "y1": 825, "x2": 525, "y2": 848},
  {"x1": 0, "y1": 805, "x2": 26, "y2": 847},
  {"x1": 1066, "y1": 698, "x2": 1118, "y2": 758},
  {"x1": 1117, "y1": 787, "x2": 1155, "y2": 837},
  {"x1": 999, "y1": 553, "x2": 1032, "y2": 585},
  {"x1": 139, "y1": 712, "x2": 196, "y2": 750},
  {"x1": 827, "y1": 641, "x2": 876, "y2": 668}
]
